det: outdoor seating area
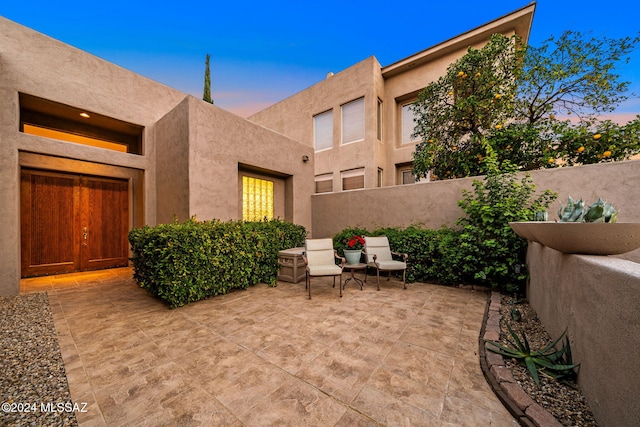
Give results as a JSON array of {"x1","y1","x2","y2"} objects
[{"x1": 20, "y1": 267, "x2": 517, "y2": 426}]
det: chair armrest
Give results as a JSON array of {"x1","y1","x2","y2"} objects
[
  {"x1": 391, "y1": 251, "x2": 409, "y2": 262},
  {"x1": 334, "y1": 250, "x2": 346, "y2": 268},
  {"x1": 302, "y1": 254, "x2": 309, "y2": 266}
]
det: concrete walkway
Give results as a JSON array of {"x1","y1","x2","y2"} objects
[{"x1": 22, "y1": 268, "x2": 517, "y2": 426}]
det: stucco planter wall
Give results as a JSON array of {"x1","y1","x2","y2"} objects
[{"x1": 526, "y1": 242, "x2": 640, "y2": 426}]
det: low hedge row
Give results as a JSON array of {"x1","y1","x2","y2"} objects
[{"x1": 128, "y1": 218, "x2": 306, "y2": 308}]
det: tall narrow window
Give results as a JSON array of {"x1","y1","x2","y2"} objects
[
  {"x1": 377, "y1": 168, "x2": 383, "y2": 187},
  {"x1": 401, "y1": 103, "x2": 420, "y2": 144},
  {"x1": 341, "y1": 168, "x2": 365, "y2": 191},
  {"x1": 341, "y1": 97, "x2": 365, "y2": 144},
  {"x1": 314, "y1": 174, "x2": 333, "y2": 193},
  {"x1": 377, "y1": 98, "x2": 383, "y2": 141},
  {"x1": 242, "y1": 176, "x2": 274, "y2": 221},
  {"x1": 313, "y1": 110, "x2": 333, "y2": 151}
]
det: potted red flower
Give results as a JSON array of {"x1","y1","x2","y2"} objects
[{"x1": 344, "y1": 235, "x2": 365, "y2": 264}]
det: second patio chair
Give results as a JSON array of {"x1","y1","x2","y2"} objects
[
  {"x1": 363, "y1": 236, "x2": 408, "y2": 290},
  {"x1": 303, "y1": 238, "x2": 345, "y2": 299}
]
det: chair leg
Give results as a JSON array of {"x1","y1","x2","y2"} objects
[
  {"x1": 376, "y1": 268, "x2": 380, "y2": 291},
  {"x1": 387, "y1": 271, "x2": 391, "y2": 281},
  {"x1": 307, "y1": 273, "x2": 311, "y2": 299},
  {"x1": 402, "y1": 269, "x2": 407, "y2": 289},
  {"x1": 339, "y1": 274, "x2": 343, "y2": 297}
]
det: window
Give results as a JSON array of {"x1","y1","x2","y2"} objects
[
  {"x1": 377, "y1": 98, "x2": 383, "y2": 141},
  {"x1": 401, "y1": 102, "x2": 420, "y2": 144},
  {"x1": 313, "y1": 110, "x2": 333, "y2": 151},
  {"x1": 242, "y1": 176, "x2": 274, "y2": 220},
  {"x1": 314, "y1": 174, "x2": 333, "y2": 193},
  {"x1": 19, "y1": 93, "x2": 143, "y2": 154},
  {"x1": 402, "y1": 169, "x2": 416, "y2": 185},
  {"x1": 341, "y1": 97, "x2": 364, "y2": 144},
  {"x1": 377, "y1": 168, "x2": 383, "y2": 187},
  {"x1": 341, "y1": 168, "x2": 365, "y2": 191}
]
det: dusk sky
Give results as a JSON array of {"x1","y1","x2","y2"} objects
[{"x1": 2, "y1": 1, "x2": 639, "y2": 119}]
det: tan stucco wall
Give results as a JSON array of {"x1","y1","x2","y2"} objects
[
  {"x1": 526, "y1": 243, "x2": 640, "y2": 427},
  {"x1": 312, "y1": 160, "x2": 640, "y2": 253},
  {"x1": 249, "y1": 57, "x2": 383, "y2": 190},
  {"x1": 155, "y1": 96, "x2": 314, "y2": 229}
]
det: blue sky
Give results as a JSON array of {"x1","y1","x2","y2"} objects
[{"x1": 2, "y1": 1, "x2": 639, "y2": 119}]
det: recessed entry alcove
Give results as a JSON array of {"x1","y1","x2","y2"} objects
[{"x1": 19, "y1": 93, "x2": 144, "y2": 154}]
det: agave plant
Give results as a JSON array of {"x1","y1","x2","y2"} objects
[
  {"x1": 557, "y1": 196, "x2": 617, "y2": 223},
  {"x1": 485, "y1": 324, "x2": 579, "y2": 385}
]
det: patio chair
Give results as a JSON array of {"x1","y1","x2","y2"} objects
[
  {"x1": 363, "y1": 236, "x2": 408, "y2": 290},
  {"x1": 303, "y1": 238, "x2": 345, "y2": 299}
]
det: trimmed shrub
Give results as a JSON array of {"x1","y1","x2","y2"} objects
[{"x1": 128, "y1": 218, "x2": 306, "y2": 308}]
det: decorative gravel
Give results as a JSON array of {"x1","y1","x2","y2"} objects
[
  {"x1": 0, "y1": 293, "x2": 77, "y2": 427},
  {"x1": 499, "y1": 295, "x2": 597, "y2": 426}
]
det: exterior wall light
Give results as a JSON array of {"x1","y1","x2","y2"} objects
[{"x1": 302, "y1": 155, "x2": 309, "y2": 163}]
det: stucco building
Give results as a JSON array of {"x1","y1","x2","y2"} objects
[
  {"x1": 1, "y1": 4, "x2": 534, "y2": 295},
  {"x1": 0, "y1": 17, "x2": 314, "y2": 295},
  {"x1": 248, "y1": 4, "x2": 535, "y2": 192}
]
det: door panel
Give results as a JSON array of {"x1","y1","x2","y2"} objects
[
  {"x1": 81, "y1": 176, "x2": 129, "y2": 270},
  {"x1": 20, "y1": 169, "x2": 129, "y2": 277},
  {"x1": 21, "y1": 170, "x2": 81, "y2": 276}
]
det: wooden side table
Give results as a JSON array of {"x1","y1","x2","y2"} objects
[{"x1": 343, "y1": 263, "x2": 367, "y2": 290}]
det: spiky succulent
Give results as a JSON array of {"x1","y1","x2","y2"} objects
[
  {"x1": 557, "y1": 196, "x2": 617, "y2": 223},
  {"x1": 485, "y1": 324, "x2": 579, "y2": 385}
]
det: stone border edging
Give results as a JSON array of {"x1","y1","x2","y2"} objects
[{"x1": 479, "y1": 291, "x2": 562, "y2": 427}]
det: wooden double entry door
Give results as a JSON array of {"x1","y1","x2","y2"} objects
[{"x1": 21, "y1": 169, "x2": 130, "y2": 277}]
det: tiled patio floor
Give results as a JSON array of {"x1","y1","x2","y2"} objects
[{"x1": 22, "y1": 268, "x2": 517, "y2": 426}]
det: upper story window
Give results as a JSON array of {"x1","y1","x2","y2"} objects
[
  {"x1": 313, "y1": 110, "x2": 333, "y2": 151},
  {"x1": 341, "y1": 168, "x2": 365, "y2": 191},
  {"x1": 19, "y1": 93, "x2": 143, "y2": 155},
  {"x1": 401, "y1": 102, "x2": 420, "y2": 145},
  {"x1": 314, "y1": 173, "x2": 333, "y2": 193},
  {"x1": 341, "y1": 97, "x2": 364, "y2": 144}
]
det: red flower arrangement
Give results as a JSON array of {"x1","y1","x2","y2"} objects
[{"x1": 345, "y1": 235, "x2": 365, "y2": 251}]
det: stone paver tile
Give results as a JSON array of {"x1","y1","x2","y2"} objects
[
  {"x1": 352, "y1": 382, "x2": 440, "y2": 426},
  {"x1": 382, "y1": 341, "x2": 454, "y2": 394},
  {"x1": 441, "y1": 393, "x2": 518, "y2": 427},
  {"x1": 296, "y1": 347, "x2": 377, "y2": 404},
  {"x1": 93, "y1": 361, "x2": 191, "y2": 426},
  {"x1": 400, "y1": 323, "x2": 461, "y2": 357},
  {"x1": 334, "y1": 410, "x2": 379, "y2": 427},
  {"x1": 256, "y1": 331, "x2": 327, "y2": 375},
  {"x1": 238, "y1": 377, "x2": 347, "y2": 426},
  {"x1": 447, "y1": 357, "x2": 512, "y2": 415}
]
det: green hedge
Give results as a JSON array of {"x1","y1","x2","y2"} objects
[
  {"x1": 128, "y1": 218, "x2": 306, "y2": 308},
  {"x1": 333, "y1": 226, "x2": 464, "y2": 285}
]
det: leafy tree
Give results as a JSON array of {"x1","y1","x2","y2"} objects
[
  {"x1": 412, "y1": 31, "x2": 640, "y2": 179},
  {"x1": 203, "y1": 54, "x2": 214, "y2": 104},
  {"x1": 412, "y1": 34, "x2": 524, "y2": 179}
]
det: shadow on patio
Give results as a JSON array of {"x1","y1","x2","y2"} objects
[{"x1": 22, "y1": 267, "x2": 516, "y2": 426}]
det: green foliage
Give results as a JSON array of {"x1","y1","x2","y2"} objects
[
  {"x1": 128, "y1": 218, "x2": 306, "y2": 308},
  {"x1": 456, "y1": 145, "x2": 557, "y2": 292},
  {"x1": 485, "y1": 324, "x2": 579, "y2": 386},
  {"x1": 412, "y1": 34, "x2": 523, "y2": 180},
  {"x1": 412, "y1": 30, "x2": 640, "y2": 180},
  {"x1": 203, "y1": 54, "x2": 213, "y2": 104}
]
